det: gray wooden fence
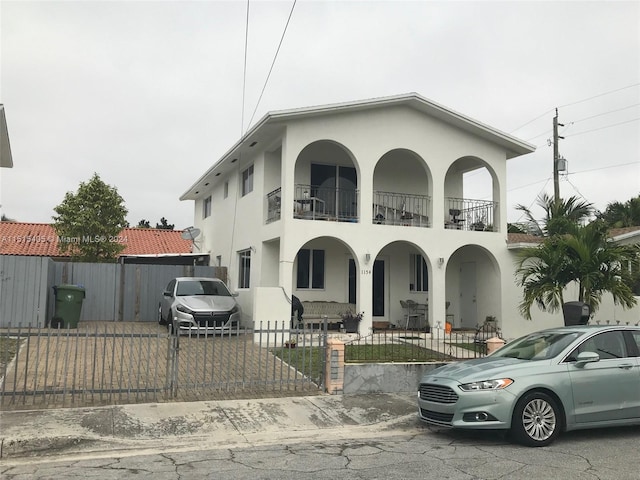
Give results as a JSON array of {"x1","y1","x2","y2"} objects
[{"x1": 0, "y1": 255, "x2": 226, "y2": 327}]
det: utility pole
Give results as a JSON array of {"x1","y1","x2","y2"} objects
[{"x1": 553, "y1": 108, "x2": 564, "y2": 201}]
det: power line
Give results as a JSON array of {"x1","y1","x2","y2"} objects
[
  {"x1": 567, "y1": 103, "x2": 640, "y2": 125},
  {"x1": 246, "y1": 0, "x2": 297, "y2": 131},
  {"x1": 510, "y1": 82, "x2": 640, "y2": 134},
  {"x1": 508, "y1": 161, "x2": 639, "y2": 194},
  {"x1": 567, "y1": 117, "x2": 640, "y2": 138},
  {"x1": 241, "y1": 0, "x2": 250, "y2": 136},
  {"x1": 558, "y1": 83, "x2": 640, "y2": 109}
]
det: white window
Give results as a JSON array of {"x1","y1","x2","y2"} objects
[
  {"x1": 203, "y1": 196, "x2": 212, "y2": 218},
  {"x1": 410, "y1": 254, "x2": 428, "y2": 292},
  {"x1": 238, "y1": 249, "x2": 251, "y2": 289},
  {"x1": 296, "y1": 249, "x2": 325, "y2": 289},
  {"x1": 241, "y1": 165, "x2": 254, "y2": 197}
]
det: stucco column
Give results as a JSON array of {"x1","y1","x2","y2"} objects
[
  {"x1": 357, "y1": 257, "x2": 374, "y2": 334},
  {"x1": 430, "y1": 262, "x2": 447, "y2": 334}
]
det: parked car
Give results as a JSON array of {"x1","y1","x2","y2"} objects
[
  {"x1": 159, "y1": 277, "x2": 242, "y2": 334},
  {"x1": 418, "y1": 325, "x2": 640, "y2": 446}
]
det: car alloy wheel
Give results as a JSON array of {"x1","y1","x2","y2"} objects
[{"x1": 512, "y1": 391, "x2": 561, "y2": 447}]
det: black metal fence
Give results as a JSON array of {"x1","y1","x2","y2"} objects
[
  {"x1": 0, "y1": 321, "x2": 326, "y2": 411},
  {"x1": 344, "y1": 326, "x2": 495, "y2": 363}
]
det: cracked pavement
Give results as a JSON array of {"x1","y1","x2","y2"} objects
[{"x1": 1, "y1": 393, "x2": 639, "y2": 479}]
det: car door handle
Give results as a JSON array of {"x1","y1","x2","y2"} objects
[{"x1": 617, "y1": 363, "x2": 634, "y2": 370}]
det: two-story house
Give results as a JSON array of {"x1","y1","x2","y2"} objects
[{"x1": 181, "y1": 93, "x2": 560, "y2": 338}]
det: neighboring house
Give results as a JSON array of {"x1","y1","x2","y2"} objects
[
  {"x1": 1, "y1": 105, "x2": 14, "y2": 221},
  {"x1": 0, "y1": 105, "x2": 12, "y2": 169},
  {"x1": 180, "y1": 93, "x2": 638, "y2": 338},
  {"x1": 505, "y1": 226, "x2": 640, "y2": 332},
  {"x1": 0, "y1": 222, "x2": 205, "y2": 264}
]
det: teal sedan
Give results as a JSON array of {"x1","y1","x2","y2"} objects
[{"x1": 418, "y1": 325, "x2": 640, "y2": 446}]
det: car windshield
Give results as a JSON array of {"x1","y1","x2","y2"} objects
[
  {"x1": 176, "y1": 280, "x2": 231, "y2": 297},
  {"x1": 493, "y1": 331, "x2": 583, "y2": 361}
]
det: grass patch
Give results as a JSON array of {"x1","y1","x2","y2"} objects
[
  {"x1": 271, "y1": 346, "x2": 324, "y2": 383},
  {"x1": 272, "y1": 342, "x2": 450, "y2": 380},
  {"x1": 450, "y1": 342, "x2": 487, "y2": 355},
  {"x1": 346, "y1": 343, "x2": 448, "y2": 362},
  {"x1": 0, "y1": 337, "x2": 20, "y2": 367}
]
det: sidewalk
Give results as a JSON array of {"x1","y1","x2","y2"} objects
[{"x1": 0, "y1": 393, "x2": 422, "y2": 461}]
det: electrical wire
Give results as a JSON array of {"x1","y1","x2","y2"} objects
[
  {"x1": 510, "y1": 83, "x2": 640, "y2": 134},
  {"x1": 567, "y1": 103, "x2": 640, "y2": 125},
  {"x1": 241, "y1": 0, "x2": 250, "y2": 136},
  {"x1": 508, "y1": 161, "x2": 639, "y2": 194},
  {"x1": 246, "y1": 0, "x2": 297, "y2": 131},
  {"x1": 566, "y1": 117, "x2": 640, "y2": 138},
  {"x1": 557, "y1": 83, "x2": 640, "y2": 109}
]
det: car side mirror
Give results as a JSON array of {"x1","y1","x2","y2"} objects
[
  {"x1": 575, "y1": 351, "x2": 599, "y2": 366},
  {"x1": 232, "y1": 292, "x2": 239, "y2": 297},
  {"x1": 163, "y1": 290, "x2": 172, "y2": 297}
]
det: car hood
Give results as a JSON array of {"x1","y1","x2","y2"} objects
[
  {"x1": 423, "y1": 357, "x2": 530, "y2": 383},
  {"x1": 177, "y1": 296, "x2": 237, "y2": 312}
]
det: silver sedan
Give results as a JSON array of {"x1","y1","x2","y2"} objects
[
  {"x1": 418, "y1": 325, "x2": 640, "y2": 446},
  {"x1": 159, "y1": 277, "x2": 242, "y2": 335}
]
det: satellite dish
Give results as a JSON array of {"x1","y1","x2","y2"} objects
[{"x1": 181, "y1": 227, "x2": 201, "y2": 241}]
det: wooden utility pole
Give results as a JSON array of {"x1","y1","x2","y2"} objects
[{"x1": 553, "y1": 108, "x2": 564, "y2": 201}]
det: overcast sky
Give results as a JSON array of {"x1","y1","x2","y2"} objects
[{"x1": 1, "y1": 0, "x2": 638, "y2": 230}]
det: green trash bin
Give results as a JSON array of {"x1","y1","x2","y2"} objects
[{"x1": 52, "y1": 284, "x2": 86, "y2": 328}]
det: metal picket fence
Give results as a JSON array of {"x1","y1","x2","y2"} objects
[{"x1": 0, "y1": 321, "x2": 326, "y2": 411}]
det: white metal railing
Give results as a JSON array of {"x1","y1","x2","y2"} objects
[
  {"x1": 446, "y1": 197, "x2": 497, "y2": 232},
  {"x1": 373, "y1": 191, "x2": 431, "y2": 227}
]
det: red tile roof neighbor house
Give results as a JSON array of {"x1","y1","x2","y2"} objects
[{"x1": 0, "y1": 222, "x2": 193, "y2": 258}]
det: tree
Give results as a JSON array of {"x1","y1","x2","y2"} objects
[
  {"x1": 137, "y1": 219, "x2": 151, "y2": 228},
  {"x1": 596, "y1": 195, "x2": 640, "y2": 228},
  {"x1": 516, "y1": 220, "x2": 639, "y2": 319},
  {"x1": 52, "y1": 173, "x2": 128, "y2": 262},
  {"x1": 155, "y1": 217, "x2": 174, "y2": 230},
  {"x1": 515, "y1": 193, "x2": 593, "y2": 237}
]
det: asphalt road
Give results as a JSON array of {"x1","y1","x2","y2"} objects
[{"x1": 2, "y1": 420, "x2": 639, "y2": 479}]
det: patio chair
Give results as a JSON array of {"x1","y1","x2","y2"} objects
[{"x1": 400, "y1": 300, "x2": 420, "y2": 330}]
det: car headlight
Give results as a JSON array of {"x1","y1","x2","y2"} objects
[
  {"x1": 230, "y1": 305, "x2": 239, "y2": 314},
  {"x1": 458, "y1": 378, "x2": 513, "y2": 391},
  {"x1": 176, "y1": 304, "x2": 194, "y2": 315}
]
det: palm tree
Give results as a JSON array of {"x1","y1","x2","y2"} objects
[
  {"x1": 516, "y1": 221, "x2": 639, "y2": 320},
  {"x1": 597, "y1": 195, "x2": 640, "y2": 228},
  {"x1": 516, "y1": 193, "x2": 593, "y2": 237}
]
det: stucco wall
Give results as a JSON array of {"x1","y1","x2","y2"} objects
[{"x1": 343, "y1": 362, "x2": 447, "y2": 394}]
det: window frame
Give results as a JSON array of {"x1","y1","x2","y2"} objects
[
  {"x1": 241, "y1": 165, "x2": 254, "y2": 197},
  {"x1": 409, "y1": 253, "x2": 428, "y2": 292},
  {"x1": 238, "y1": 249, "x2": 251, "y2": 289},
  {"x1": 296, "y1": 249, "x2": 325, "y2": 289},
  {"x1": 203, "y1": 195, "x2": 212, "y2": 219}
]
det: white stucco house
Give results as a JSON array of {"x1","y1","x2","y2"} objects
[{"x1": 181, "y1": 93, "x2": 639, "y2": 339}]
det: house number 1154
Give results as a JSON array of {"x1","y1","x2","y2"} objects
[{"x1": 360, "y1": 269, "x2": 372, "y2": 275}]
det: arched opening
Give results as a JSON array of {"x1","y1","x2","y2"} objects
[
  {"x1": 372, "y1": 149, "x2": 432, "y2": 227},
  {"x1": 444, "y1": 157, "x2": 499, "y2": 232},
  {"x1": 294, "y1": 141, "x2": 359, "y2": 222}
]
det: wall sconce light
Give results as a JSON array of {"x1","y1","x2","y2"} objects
[
  {"x1": 438, "y1": 257, "x2": 445, "y2": 268},
  {"x1": 365, "y1": 253, "x2": 371, "y2": 264}
]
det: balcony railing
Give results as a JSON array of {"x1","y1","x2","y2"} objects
[
  {"x1": 266, "y1": 188, "x2": 281, "y2": 224},
  {"x1": 446, "y1": 197, "x2": 497, "y2": 232},
  {"x1": 294, "y1": 184, "x2": 359, "y2": 222},
  {"x1": 373, "y1": 191, "x2": 431, "y2": 227}
]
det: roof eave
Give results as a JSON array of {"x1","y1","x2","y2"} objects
[{"x1": 180, "y1": 93, "x2": 536, "y2": 200}]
